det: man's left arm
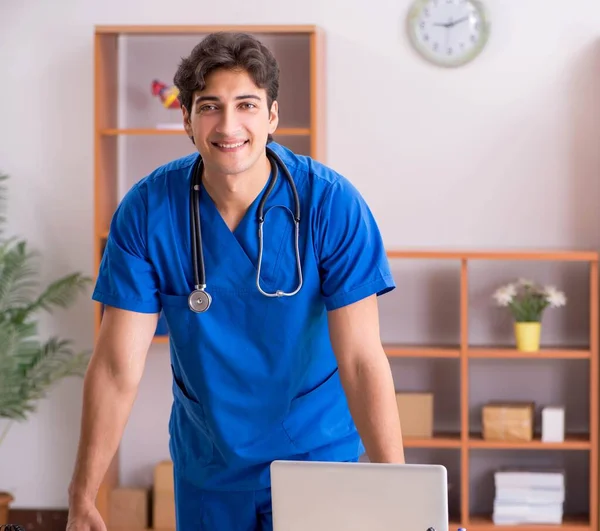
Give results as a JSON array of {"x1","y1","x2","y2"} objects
[{"x1": 328, "y1": 294, "x2": 405, "y2": 464}]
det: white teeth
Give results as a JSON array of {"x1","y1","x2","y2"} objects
[{"x1": 217, "y1": 142, "x2": 245, "y2": 148}]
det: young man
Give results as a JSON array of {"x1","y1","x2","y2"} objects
[{"x1": 67, "y1": 32, "x2": 404, "y2": 531}]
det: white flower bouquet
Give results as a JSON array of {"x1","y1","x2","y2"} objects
[{"x1": 492, "y1": 278, "x2": 567, "y2": 322}]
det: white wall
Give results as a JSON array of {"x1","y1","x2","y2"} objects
[{"x1": 0, "y1": 0, "x2": 599, "y2": 510}]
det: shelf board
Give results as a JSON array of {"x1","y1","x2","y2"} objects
[
  {"x1": 384, "y1": 344, "x2": 460, "y2": 358},
  {"x1": 99, "y1": 127, "x2": 311, "y2": 136},
  {"x1": 468, "y1": 346, "x2": 590, "y2": 359},
  {"x1": 404, "y1": 432, "x2": 461, "y2": 448},
  {"x1": 386, "y1": 249, "x2": 599, "y2": 261},
  {"x1": 383, "y1": 345, "x2": 590, "y2": 359},
  {"x1": 95, "y1": 24, "x2": 319, "y2": 35},
  {"x1": 469, "y1": 433, "x2": 590, "y2": 450},
  {"x1": 468, "y1": 514, "x2": 589, "y2": 530},
  {"x1": 274, "y1": 128, "x2": 312, "y2": 136}
]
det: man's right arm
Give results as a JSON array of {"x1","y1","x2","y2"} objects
[{"x1": 67, "y1": 305, "x2": 159, "y2": 523}]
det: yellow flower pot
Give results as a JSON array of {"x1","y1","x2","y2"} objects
[{"x1": 514, "y1": 322, "x2": 541, "y2": 352}]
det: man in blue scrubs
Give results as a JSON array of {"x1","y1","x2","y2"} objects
[{"x1": 67, "y1": 32, "x2": 404, "y2": 531}]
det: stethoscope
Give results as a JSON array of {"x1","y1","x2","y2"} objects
[{"x1": 188, "y1": 145, "x2": 303, "y2": 313}]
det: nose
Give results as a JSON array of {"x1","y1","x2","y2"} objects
[{"x1": 215, "y1": 105, "x2": 242, "y2": 137}]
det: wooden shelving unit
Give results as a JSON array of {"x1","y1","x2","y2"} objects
[
  {"x1": 93, "y1": 24, "x2": 326, "y2": 522},
  {"x1": 93, "y1": 25, "x2": 598, "y2": 531},
  {"x1": 467, "y1": 515, "x2": 590, "y2": 531},
  {"x1": 385, "y1": 249, "x2": 598, "y2": 530}
]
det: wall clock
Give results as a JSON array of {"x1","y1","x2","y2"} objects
[{"x1": 407, "y1": 0, "x2": 490, "y2": 67}]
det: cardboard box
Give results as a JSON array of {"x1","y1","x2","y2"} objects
[
  {"x1": 153, "y1": 460, "x2": 176, "y2": 529},
  {"x1": 108, "y1": 487, "x2": 149, "y2": 529},
  {"x1": 482, "y1": 401, "x2": 534, "y2": 441},
  {"x1": 395, "y1": 392, "x2": 433, "y2": 438},
  {"x1": 154, "y1": 460, "x2": 174, "y2": 492},
  {"x1": 153, "y1": 490, "x2": 176, "y2": 529}
]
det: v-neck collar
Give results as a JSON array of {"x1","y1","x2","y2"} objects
[{"x1": 197, "y1": 163, "x2": 291, "y2": 291}]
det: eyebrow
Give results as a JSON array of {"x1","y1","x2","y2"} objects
[{"x1": 195, "y1": 94, "x2": 262, "y2": 104}]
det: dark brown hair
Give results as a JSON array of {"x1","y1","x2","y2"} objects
[{"x1": 174, "y1": 32, "x2": 280, "y2": 142}]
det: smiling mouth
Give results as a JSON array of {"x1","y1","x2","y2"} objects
[{"x1": 212, "y1": 140, "x2": 249, "y2": 150}]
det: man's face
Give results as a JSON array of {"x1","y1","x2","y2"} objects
[{"x1": 183, "y1": 67, "x2": 279, "y2": 178}]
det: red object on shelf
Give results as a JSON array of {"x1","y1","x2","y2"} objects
[{"x1": 151, "y1": 79, "x2": 181, "y2": 109}]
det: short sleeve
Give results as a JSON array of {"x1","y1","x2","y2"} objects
[
  {"x1": 316, "y1": 177, "x2": 395, "y2": 311},
  {"x1": 92, "y1": 183, "x2": 161, "y2": 313}
]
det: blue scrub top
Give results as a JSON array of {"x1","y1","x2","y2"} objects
[{"x1": 93, "y1": 141, "x2": 396, "y2": 492}]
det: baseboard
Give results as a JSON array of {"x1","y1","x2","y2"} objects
[{"x1": 7, "y1": 508, "x2": 68, "y2": 531}]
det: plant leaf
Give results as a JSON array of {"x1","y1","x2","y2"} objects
[
  {"x1": 0, "y1": 173, "x2": 92, "y2": 424},
  {"x1": 0, "y1": 238, "x2": 38, "y2": 312},
  {"x1": 18, "y1": 272, "x2": 93, "y2": 321}
]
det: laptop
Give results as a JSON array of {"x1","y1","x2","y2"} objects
[{"x1": 271, "y1": 460, "x2": 449, "y2": 531}]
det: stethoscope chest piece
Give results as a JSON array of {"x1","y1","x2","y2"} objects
[{"x1": 188, "y1": 288, "x2": 211, "y2": 313}]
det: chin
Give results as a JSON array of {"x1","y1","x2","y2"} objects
[{"x1": 210, "y1": 160, "x2": 250, "y2": 175}]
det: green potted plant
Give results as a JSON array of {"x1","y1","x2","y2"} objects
[
  {"x1": 0, "y1": 173, "x2": 92, "y2": 524},
  {"x1": 492, "y1": 278, "x2": 567, "y2": 352}
]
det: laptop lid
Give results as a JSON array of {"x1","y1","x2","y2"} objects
[{"x1": 271, "y1": 460, "x2": 449, "y2": 531}]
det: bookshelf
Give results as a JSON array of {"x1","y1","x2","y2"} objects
[
  {"x1": 92, "y1": 24, "x2": 326, "y2": 520},
  {"x1": 383, "y1": 249, "x2": 598, "y2": 530}
]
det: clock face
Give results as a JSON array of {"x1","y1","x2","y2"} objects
[{"x1": 407, "y1": 0, "x2": 490, "y2": 67}]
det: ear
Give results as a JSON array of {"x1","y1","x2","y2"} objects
[
  {"x1": 182, "y1": 105, "x2": 193, "y2": 138},
  {"x1": 268, "y1": 100, "x2": 279, "y2": 135}
]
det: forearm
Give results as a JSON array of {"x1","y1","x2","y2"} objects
[
  {"x1": 340, "y1": 349, "x2": 405, "y2": 464},
  {"x1": 68, "y1": 352, "x2": 139, "y2": 505}
]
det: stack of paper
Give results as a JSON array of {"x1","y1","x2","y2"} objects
[{"x1": 492, "y1": 469, "x2": 565, "y2": 525}]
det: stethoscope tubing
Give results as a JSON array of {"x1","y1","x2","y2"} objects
[{"x1": 188, "y1": 145, "x2": 302, "y2": 313}]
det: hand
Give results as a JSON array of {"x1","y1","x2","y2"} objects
[{"x1": 66, "y1": 500, "x2": 107, "y2": 531}]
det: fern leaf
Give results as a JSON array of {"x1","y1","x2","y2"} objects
[
  {"x1": 0, "y1": 238, "x2": 38, "y2": 311},
  {"x1": 0, "y1": 321, "x2": 32, "y2": 419},
  {"x1": 16, "y1": 338, "x2": 91, "y2": 416},
  {"x1": 21, "y1": 272, "x2": 92, "y2": 319}
]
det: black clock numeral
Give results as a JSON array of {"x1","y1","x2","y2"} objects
[{"x1": 447, "y1": 47, "x2": 453, "y2": 55}]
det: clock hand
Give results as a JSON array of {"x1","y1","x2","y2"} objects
[{"x1": 449, "y1": 16, "x2": 469, "y2": 27}]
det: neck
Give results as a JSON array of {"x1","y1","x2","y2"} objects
[{"x1": 202, "y1": 153, "x2": 271, "y2": 229}]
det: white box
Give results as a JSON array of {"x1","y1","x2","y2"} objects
[{"x1": 542, "y1": 406, "x2": 565, "y2": 442}]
